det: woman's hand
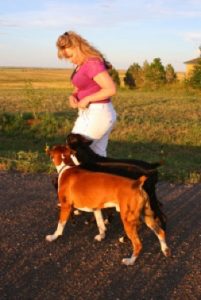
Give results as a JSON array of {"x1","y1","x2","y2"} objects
[
  {"x1": 77, "y1": 97, "x2": 90, "y2": 109},
  {"x1": 69, "y1": 95, "x2": 78, "y2": 108}
]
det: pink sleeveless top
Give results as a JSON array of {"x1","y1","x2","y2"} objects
[{"x1": 71, "y1": 58, "x2": 110, "y2": 103}]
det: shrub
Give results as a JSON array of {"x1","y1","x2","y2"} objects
[
  {"x1": 23, "y1": 81, "x2": 43, "y2": 118},
  {"x1": 187, "y1": 59, "x2": 201, "y2": 89},
  {"x1": 15, "y1": 151, "x2": 49, "y2": 172},
  {"x1": 124, "y1": 63, "x2": 143, "y2": 89},
  {"x1": 124, "y1": 70, "x2": 136, "y2": 89},
  {"x1": 165, "y1": 64, "x2": 177, "y2": 83},
  {"x1": 0, "y1": 112, "x2": 25, "y2": 134},
  {"x1": 124, "y1": 58, "x2": 175, "y2": 89},
  {"x1": 31, "y1": 114, "x2": 59, "y2": 138},
  {"x1": 109, "y1": 68, "x2": 120, "y2": 86},
  {"x1": 144, "y1": 58, "x2": 166, "y2": 88}
]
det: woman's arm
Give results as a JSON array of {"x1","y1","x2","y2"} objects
[
  {"x1": 69, "y1": 94, "x2": 78, "y2": 108},
  {"x1": 68, "y1": 87, "x2": 78, "y2": 108},
  {"x1": 77, "y1": 71, "x2": 116, "y2": 109}
]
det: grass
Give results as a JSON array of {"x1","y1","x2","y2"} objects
[{"x1": 0, "y1": 67, "x2": 200, "y2": 183}]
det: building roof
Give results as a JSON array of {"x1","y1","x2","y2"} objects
[{"x1": 184, "y1": 57, "x2": 201, "y2": 64}]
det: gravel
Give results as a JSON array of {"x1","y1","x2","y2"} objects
[{"x1": 0, "y1": 171, "x2": 201, "y2": 300}]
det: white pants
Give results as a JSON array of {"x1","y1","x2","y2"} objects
[{"x1": 72, "y1": 102, "x2": 117, "y2": 156}]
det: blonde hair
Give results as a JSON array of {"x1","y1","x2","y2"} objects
[{"x1": 56, "y1": 31, "x2": 112, "y2": 69}]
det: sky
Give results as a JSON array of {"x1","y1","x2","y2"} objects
[{"x1": 0, "y1": 0, "x2": 201, "y2": 71}]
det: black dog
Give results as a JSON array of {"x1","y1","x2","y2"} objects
[{"x1": 66, "y1": 133, "x2": 166, "y2": 230}]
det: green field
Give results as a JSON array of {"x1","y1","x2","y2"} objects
[{"x1": 0, "y1": 67, "x2": 200, "y2": 183}]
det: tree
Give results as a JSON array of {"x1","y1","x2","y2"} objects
[
  {"x1": 109, "y1": 68, "x2": 120, "y2": 86},
  {"x1": 145, "y1": 58, "x2": 166, "y2": 88},
  {"x1": 142, "y1": 60, "x2": 150, "y2": 86},
  {"x1": 124, "y1": 63, "x2": 143, "y2": 88},
  {"x1": 131, "y1": 63, "x2": 143, "y2": 87},
  {"x1": 165, "y1": 64, "x2": 177, "y2": 83},
  {"x1": 187, "y1": 59, "x2": 201, "y2": 89},
  {"x1": 124, "y1": 69, "x2": 135, "y2": 89}
]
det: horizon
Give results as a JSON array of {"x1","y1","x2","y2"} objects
[{"x1": 0, "y1": 65, "x2": 187, "y2": 73}]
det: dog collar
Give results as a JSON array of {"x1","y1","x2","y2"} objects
[{"x1": 57, "y1": 164, "x2": 74, "y2": 190}]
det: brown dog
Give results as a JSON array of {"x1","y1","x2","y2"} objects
[{"x1": 46, "y1": 145, "x2": 170, "y2": 265}]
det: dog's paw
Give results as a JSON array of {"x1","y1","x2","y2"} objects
[
  {"x1": 119, "y1": 236, "x2": 125, "y2": 243},
  {"x1": 163, "y1": 247, "x2": 171, "y2": 257},
  {"x1": 46, "y1": 234, "x2": 58, "y2": 242},
  {"x1": 119, "y1": 235, "x2": 129, "y2": 243},
  {"x1": 104, "y1": 218, "x2": 109, "y2": 225},
  {"x1": 74, "y1": 209, "x2": 81, "y2": 216},
  {"x1": 94, "y1": 233, "x2": 105, "y2": 242},
  {"x1": 122, "y1": 255, "x2": 137, "y2": 266}
]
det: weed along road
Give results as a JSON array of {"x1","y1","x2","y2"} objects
[{"x1": 0, "y1": 171, "x2": 201, "y2": 300}]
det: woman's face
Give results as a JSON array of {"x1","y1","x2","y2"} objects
[{"x1": 62, "y1": 47, "x2": 84, "y2": 65}]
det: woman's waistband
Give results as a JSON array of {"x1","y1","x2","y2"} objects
[{"x1": 89, "y1": 99, "x2": 110, "y2": 104}]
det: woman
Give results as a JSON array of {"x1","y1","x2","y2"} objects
[{"x1": 56, "y1": 31, "x2": 117, "y2": 156}]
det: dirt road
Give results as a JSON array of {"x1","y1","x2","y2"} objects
[{"x1": 0, "y1": 171, "x2": 201, "y2": 300}]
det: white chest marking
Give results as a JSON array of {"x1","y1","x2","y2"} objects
[{"x1": 70, "y1": 154, "x2": 80, "y2": 166}]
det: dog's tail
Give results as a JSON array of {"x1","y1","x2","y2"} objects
[
  {"x1": 139, "y1": 175, "x2": 147, "y2": 186},
  {"x1": 132, "y1": 175, "x2": 147, "y2": 189}
]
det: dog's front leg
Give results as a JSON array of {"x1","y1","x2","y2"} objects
[
  {"x1": 93, "y1": 209, "x2": 107, "y2": 241},
  {"x1": 46, "y1": 204, "x2": 72, "y2": 242}
]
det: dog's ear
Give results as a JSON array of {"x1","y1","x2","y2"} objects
[
  {"x1": 61, "y1": 145, "x2": 77, "y2": 165},
  {"x1": 77, "y1": 134, "x2": 93, "y2": 145},
  {"x1": 83, "y1": 137, "x2": 93, "y2": 146},
  {"x1": 66, "y1": 133, "x2": 78, "y2": 148},
  {"x1": 62, "y1": 145, "x2": 72, "y2": 157},
  {"x1": 67, "y1": 133, "x2": 93, "y2": 147}
]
